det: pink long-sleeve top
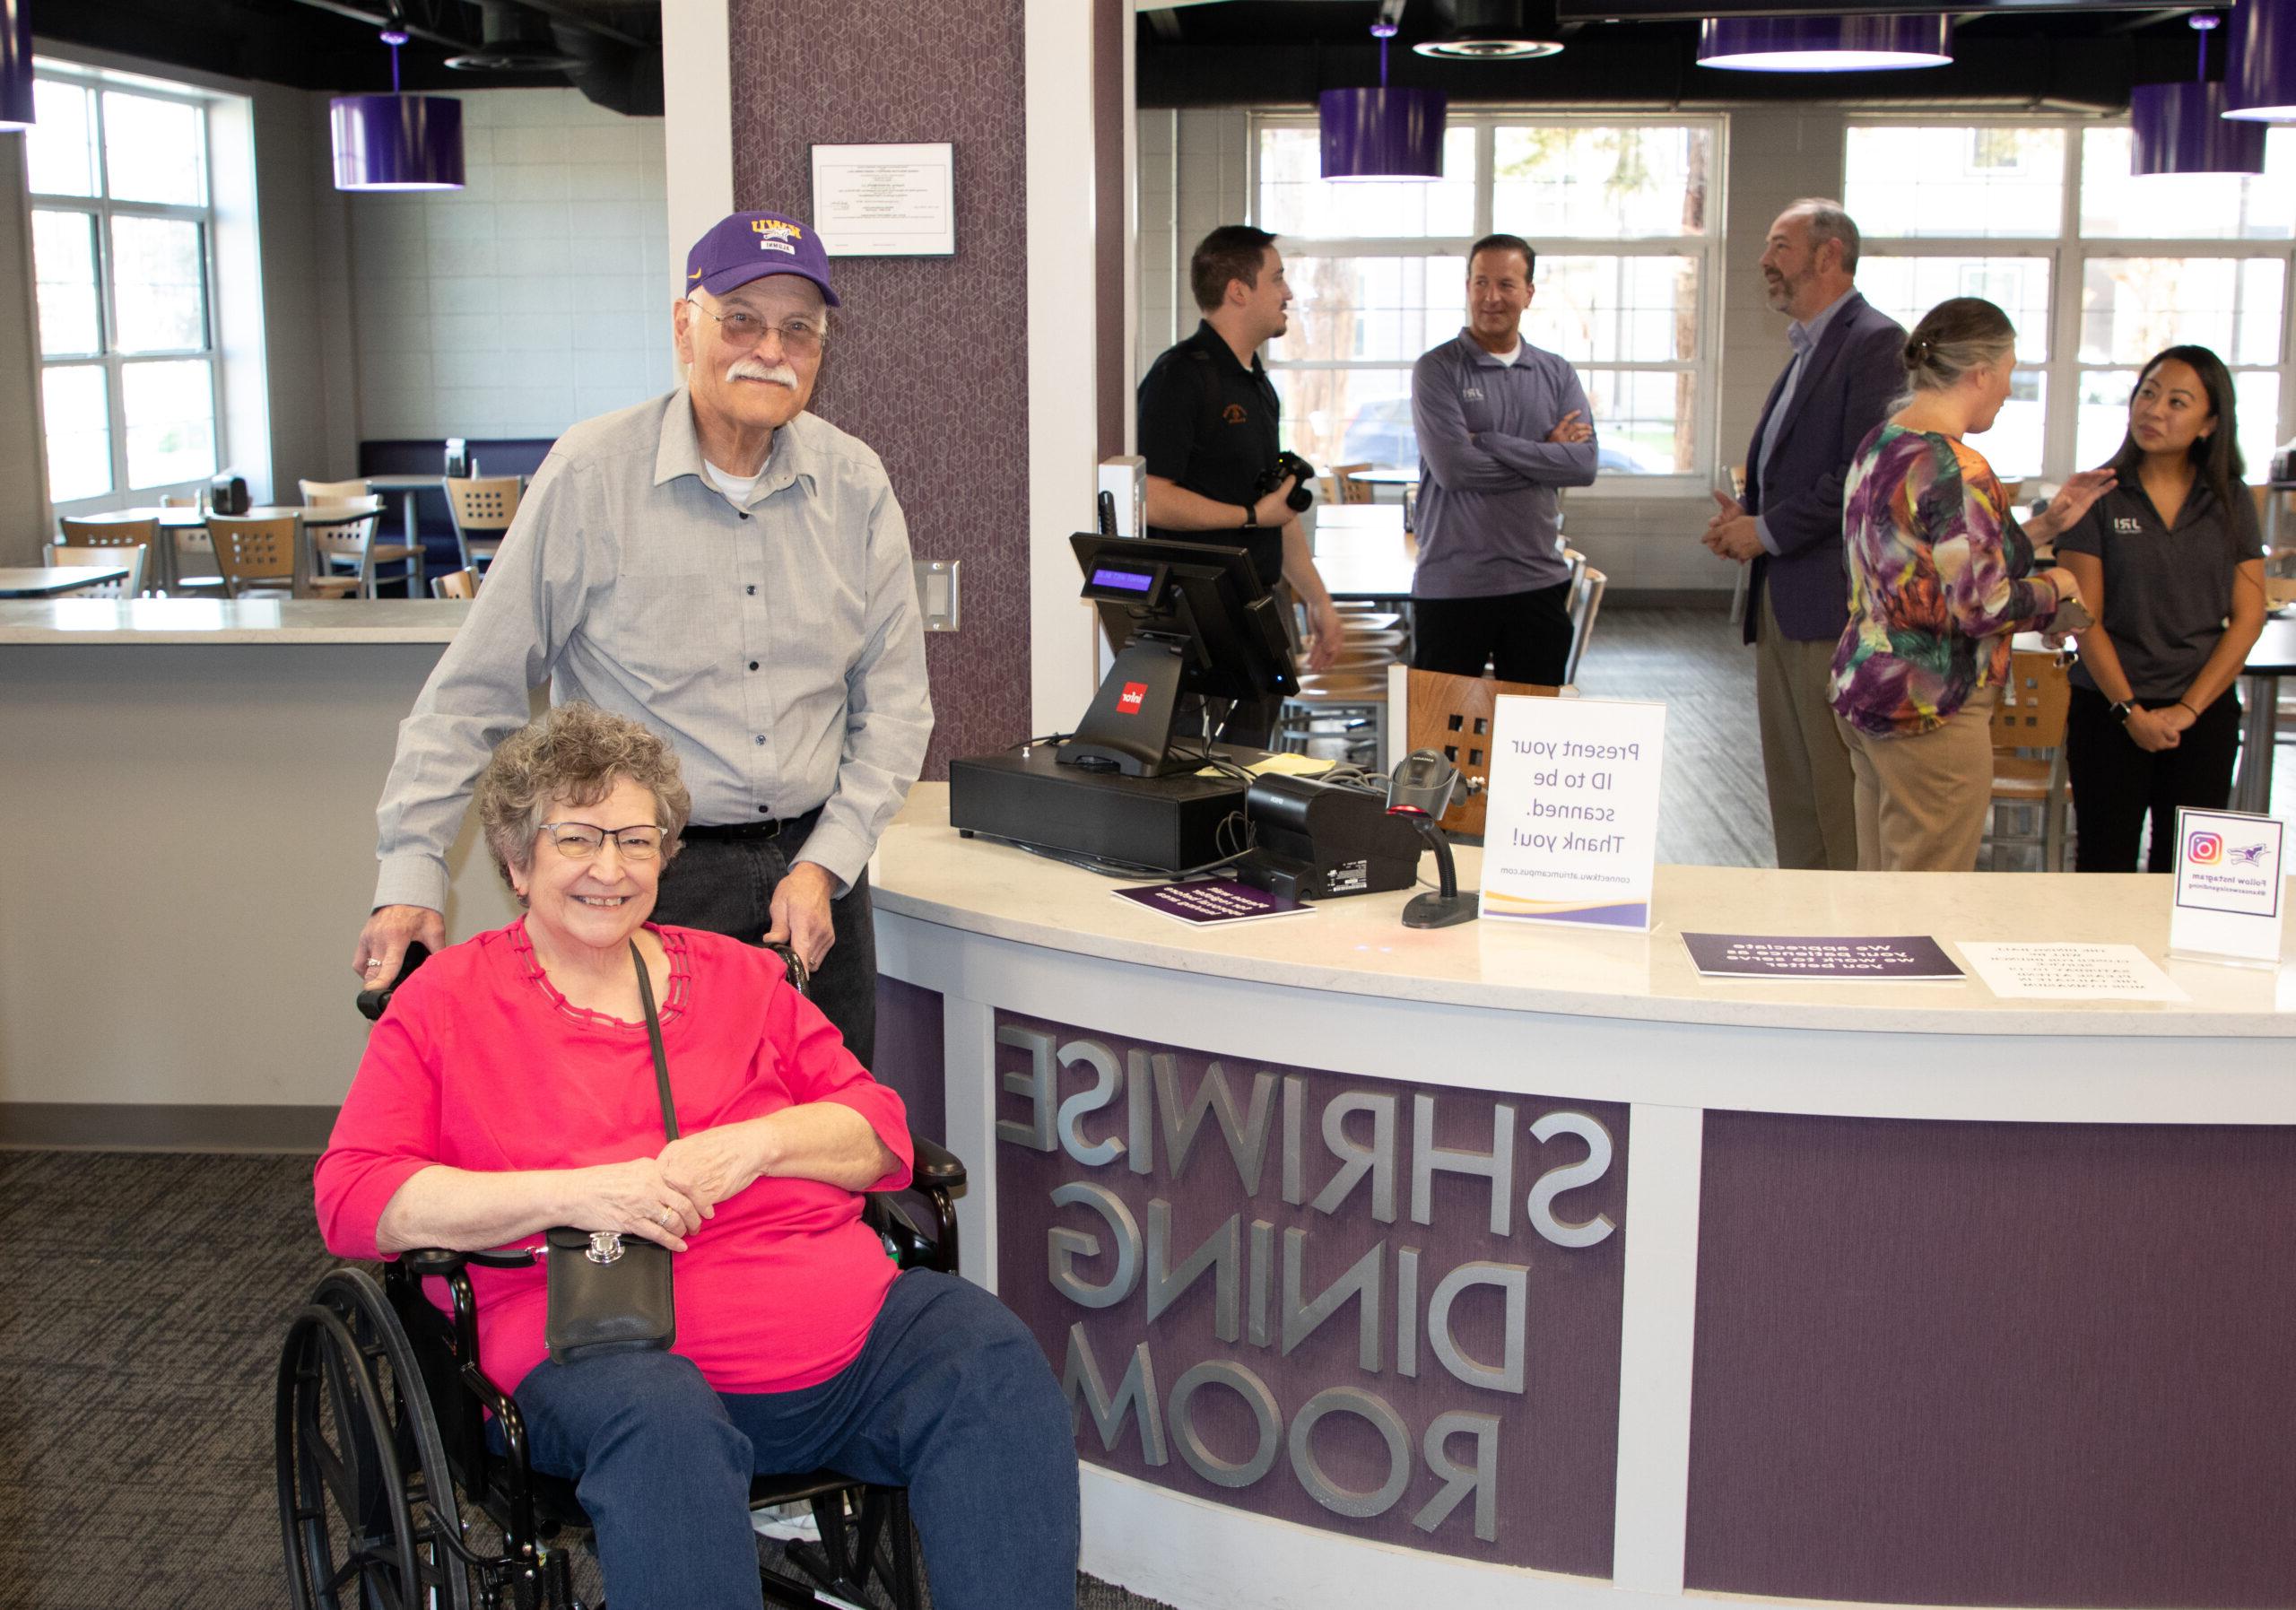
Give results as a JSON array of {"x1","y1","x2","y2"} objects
[{"x1": 314, "y1": 921, "x2": 913, "y2": 1395}]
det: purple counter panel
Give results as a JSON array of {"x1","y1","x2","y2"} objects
[
  {"x1": 870, "y1": 976, "x2": 945, "y2": 1147},
  {"x1": 992, "y1": 1010, "x2": 1628, "y2": 1573},
  {"x1": 1685, "y1": 1111, "x2": 2296, "y2": 1608}
]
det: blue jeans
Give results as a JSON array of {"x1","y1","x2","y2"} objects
[{"x1": 514, "y1": 1269, "x2": 1080, "y2": 1610}]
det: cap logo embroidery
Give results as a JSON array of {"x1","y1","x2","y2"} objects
[{"x1": 752, "y1": 218, "x2": 804, "y2": 256}]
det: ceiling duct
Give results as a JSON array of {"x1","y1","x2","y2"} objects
[
  {"x1": 548, "y1": 13, "x2": 664, "y2": 117},
  {"x1": 446, "y1": 2, "x2": 585, "y2": 72},
  {"x1": 1413, "y1": 0, "x2": 1567, "y2": 60}
]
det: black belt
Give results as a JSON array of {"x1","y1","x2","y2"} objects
[{"x1": 680, "y1": 805, "x2": 822, "y2": 844}]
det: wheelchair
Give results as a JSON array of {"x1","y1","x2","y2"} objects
[{"x1": 276, "y1": 943, "x2": 966, "y2": 1610}]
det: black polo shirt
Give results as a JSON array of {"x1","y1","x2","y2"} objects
[
  {"x1": 2056, "y1": 475, "x2": 2265, "y2": 701},
  {"x1": 1137, "y1": 319, "x2": 1284, "y2": 586}
]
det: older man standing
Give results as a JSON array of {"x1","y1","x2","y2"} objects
[
  {"x1": 1704, "y1": 199, "x2": 1903, "y2": 871},
  {"x1": 352, "y1": 211, "x2": 931, "y2": 1064}
]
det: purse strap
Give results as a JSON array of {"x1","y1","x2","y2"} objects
[{"x1": 631, "y1": 938, "x2": 678, "y2": 1141}]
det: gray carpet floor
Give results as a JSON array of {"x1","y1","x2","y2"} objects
[{"x1": 0, "y1": 1149, "x2": 1170, "y2": 1610}]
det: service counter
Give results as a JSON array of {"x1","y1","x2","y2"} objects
[{"x1": 867, "y1": 790, "x2": 2296, "y2": 1610}]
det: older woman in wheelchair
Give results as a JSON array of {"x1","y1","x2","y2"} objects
[{"x1": 309, "y1": 702, "x2": 1079, "y2": 1610}]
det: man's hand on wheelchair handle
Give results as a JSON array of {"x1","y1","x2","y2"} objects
[
  {"x1": 762, "y1": 861, "x2": 837, "y2": 972},
  {"x1": 357, "y1": 904, "x2": 447, "y2": 983}
]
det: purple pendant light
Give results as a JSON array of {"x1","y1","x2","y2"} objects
[
  {"x1": 1320, "y1": 17, "x2": 1447, "y2": 181},
  {"x1": 331, "y1": 15, "x2": 465, "y2": 192},
  {"x1": 2131, "y1": 16, "x2": 2265, "y2": 175},
  {"x1": 0, "y1": 0, "x2": 35, "y2": 131},
  {"x1": 1696, "y1": 13, "x2": 1953, "y2": 72},
  {"x1": 2225, "y1": 0, "x2": 2296, "y2": 119}
]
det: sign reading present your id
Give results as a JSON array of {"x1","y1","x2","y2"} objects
[
  {"x1": 2169, "y1": 806, "x2": 2285, "y2": 966},
  {"x1": 1479, "y1": 695, "x2": 1665, "y2": 930}
]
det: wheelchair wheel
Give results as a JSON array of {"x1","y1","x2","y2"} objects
[{"x1": 277, "y1": 1273, "x2": 473, "y2": 1610}]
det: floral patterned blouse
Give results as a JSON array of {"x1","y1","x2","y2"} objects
[{"x1": 1828, "y1": 423, "x2": 2062, "y2": 738}]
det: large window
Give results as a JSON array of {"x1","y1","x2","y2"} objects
[
  {"x1": 1253, "y1": 116, "x2": 1718, "y2": 484},
  {"x1": 1847, "y1": 121, "x2": 2294, "y2": 482},
  {"x1": 28, "y1": 74, "x2": 222, "y2": 505}
]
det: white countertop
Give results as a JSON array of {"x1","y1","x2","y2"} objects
[
  {"x1": 0, "y1": 597, "x2": 467, "y2": 643},
  {"x1": 874, "y1": 786, "x2": 2294, "y2": 1037}
]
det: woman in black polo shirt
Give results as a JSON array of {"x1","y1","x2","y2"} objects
[{"x1": 2057, "y1": 344, "x2": 2268, "y2": 872}]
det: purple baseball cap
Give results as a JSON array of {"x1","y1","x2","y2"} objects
[{"x1": 683, "y1": 210, "x2": 840, "y2": 307}]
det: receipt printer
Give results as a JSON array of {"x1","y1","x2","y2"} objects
[{"x1": 1233, "y1": 773, "x2": 1422, "y2": 901}]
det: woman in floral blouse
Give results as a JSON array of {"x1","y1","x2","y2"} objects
[{"x1": 1827, "y1": 297, "x2": 2112, "y2": 871}]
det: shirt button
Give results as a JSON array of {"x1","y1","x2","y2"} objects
[
  {"x1": 754, "y1": 735, "x2": 767, "y2": 746},
  {"x1": 738, "y1": 511, "x2": 750, "y2": 520},
  {"x1": 748, "y1": 660, "x2": 759, "y2": 671},
  {"x1": 757, "y1": 804, "x2": 770, "y2": 814},
  {"x1": 746, "y1": 585, "x2": 756, "y2": 596}
]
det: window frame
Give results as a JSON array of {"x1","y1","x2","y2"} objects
[
  {"x1": 1248, "y1": 109, "x2": 1726, "y2": 495},
  {"x1": 1846, "y1": 115, "x2": 2296, "y2": 483},
  {"x1": 30, "y1": 68, "x2": 227, "y2": 511}
]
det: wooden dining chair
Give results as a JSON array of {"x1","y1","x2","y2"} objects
[
  {"x1": 45, "y1": 544, "x2": 146, "y2": 599},
  {"x1": 430, "y1": 567, "x2": 481, "y2": 601},
  {"x1": 57, "y1": 518, "x2": 157, "y2": 595},
  {"x1": 304, "y1": 501, "x2": 388, "y2": 599},
  {"x1": 1988, "y1": 649, "x2": 2074, "y2": 871},
  {"x1": 1384, "y1": 666, "x2": 1560, "y2": 839},
  {"x1": 300, "y1": 477, "x2": 370, "y2": 500},
  {"x1": 1329, "y1": 463, "x2": 1376, "y2": 505},
  {"x1": 207, "y1": 515, "x2": 300, "y2": 599},
  {"x1": 444, "y1": 476, "x2": 521, "y2": 574},
  {"x1": 305, "y1": 480, "x2": 422, "y2": 596}
]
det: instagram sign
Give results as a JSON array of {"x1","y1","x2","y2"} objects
[{"x1": 2187, "y1": 831, "x2": 2223, "y2": 865}]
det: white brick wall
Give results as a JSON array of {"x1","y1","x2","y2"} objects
[{"x1": 344, "y1": 88, "x2": 676, "y2": 441}]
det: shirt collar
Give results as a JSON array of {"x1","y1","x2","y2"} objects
[
  {"x1": 652, "y1": 385, "x2": 821, "y2": 499},
  {"x1": 1190, "y1": 319, "x2": 1263, "y2": 379},
  {"x1": 1788, "y1": 288, "x2": 1857, "y2": 357},
  {"x1": 1455, "y1": 328, "x2": 1521, "y2": 367}
]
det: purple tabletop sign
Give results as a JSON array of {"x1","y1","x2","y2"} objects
[
  {"x1": 1114, "y1": 878, "x2": 1314, "y2": 927},
  {"x1": 1683, "y1": 933, "x2": 1964, "y2": 981}
]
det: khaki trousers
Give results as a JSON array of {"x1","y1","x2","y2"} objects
[
  {"x1": 1838, "y1": 687, "x2": 1997, "y2": 872},
  {"x1": 1754, "y1": 583, "x2": 1858, "y2": 870}
]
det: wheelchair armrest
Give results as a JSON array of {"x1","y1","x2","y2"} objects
[
  {"x1": 399, "y1": 1245, "x2": 540, "y2": 1279},
  {"x1": 909, "y1": 1130, "x2": 966, "y2": 1190}
]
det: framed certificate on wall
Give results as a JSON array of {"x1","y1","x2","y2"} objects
[{"x1": 809, "y1": 142, "x2": 956, "y2": 257}]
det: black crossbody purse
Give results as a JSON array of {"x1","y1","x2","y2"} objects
[{"x1": 543, "y1": 940, "x2": 680, "y2": 1366}]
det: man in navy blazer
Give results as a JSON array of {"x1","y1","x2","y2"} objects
[{"x1": 1706, "y1": 200, "x2": 1905, "y2": 871}]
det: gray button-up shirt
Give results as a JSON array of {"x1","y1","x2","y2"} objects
[
  {"x1": 1409, "y1": 330, "x2": 1599, "y2": 598},
  {"x1": 372, "y1": 387, "x2": 933, "y2": 912}
]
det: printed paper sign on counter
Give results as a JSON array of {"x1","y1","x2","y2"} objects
[
  {"x1": 1956, "y1": 942, "x2": 2188, "y2": 1002},
  {"x1": 1479, "y1": 695, "x2": 1665, "y2": 930},
  {"x1": 2169, "y1": 807, "x2": 2285, "y2": 966}
]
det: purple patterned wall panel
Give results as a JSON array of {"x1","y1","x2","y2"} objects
[
  {"x1": 1686, "y1": 1112, "x2": 2296, "y2": 1607},
  {"x1": 990, "y1": 1010, "x2": 1629, "y2": 1573},
  {"x1": 727, "y1": 0, "x2": 1031, "y2": 780},
  {"x1": 869, "y1": 975, "x2": 945, "y2": 1145}
]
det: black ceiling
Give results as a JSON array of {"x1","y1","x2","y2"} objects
[
  {"x1": 30, "y1": 0, "x2": 660, "y2": 103},
  {"x1": 1137, "y1": 0, "x2": 2223, "y2": 112}
]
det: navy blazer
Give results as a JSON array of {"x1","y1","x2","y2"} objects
[{"x1": 1741, "y1": 291, "x2": 1907, "y2": 645}]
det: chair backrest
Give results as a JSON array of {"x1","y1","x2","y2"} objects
[
  {"x1": 445, "y1": 475, "x2": 522, "y2": 533},
  {"x1": 308, "y1": 506, "x2": 384, "y2": 579},
  {"x1": 1992, "y1": 650, "x2": 2072, "y2": 749},
  {"x1": 1330, "y1": 463, "x2": 1376, "y2": 505},
  {"x1": 47, "y1": 544, "x2": 145, "y2": 598},
  {"x1": 430, "y1": 568, "x2": 480, "y2": 600},
  {"x1": 207, "y1": 515, "x2": 300, "y2": 596},
  {"x1": 157, "y1": 493, "x2": 199, "y2": 509},
  {"x1": 1390, "y1": 666, "x2": 1560, "y2": 838},
  {"x1": 58, "y1": 516, "x2": 157, "y2": 549},
  {"x1": 1564, "y1": 566, "x2": 1608, "y2": 687},
  {"x1": 300, "y1": 476, "x2": 370, "y2": 502}
]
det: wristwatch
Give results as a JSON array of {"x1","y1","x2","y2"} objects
[
  {"x1": 1241, "y1": 501, "x2": 1258, "y2": 528},
  {"x1": 2110, "y1": 700, "x2": 2135, "y2": 725}
]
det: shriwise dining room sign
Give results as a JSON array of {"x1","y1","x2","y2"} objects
[{"x1": 990, "y1": 1012, "x2": 1630, "y2": 1572}]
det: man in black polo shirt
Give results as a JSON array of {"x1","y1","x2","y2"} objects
[{"x1": 1137, "y1": 225, "x2": 1341, "y2": 744}]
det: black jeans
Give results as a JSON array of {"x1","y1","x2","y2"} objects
[
  {"x1": 653, "y1": 834, "x2": 878, "y2": 1065},
  {"x1": 1412, "y1": 581, "x2": 1575, "y2": 687},
  {"x1": 2064, "y1": 683, "x2": 2243, "y2": 873}
]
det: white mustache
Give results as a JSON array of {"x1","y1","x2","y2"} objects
[{"x1": 726, "y1": 358, "x2": 798, "y2": 387}]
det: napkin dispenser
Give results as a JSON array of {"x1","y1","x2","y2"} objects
[{"x1": 208, "y1": 474, "x2": 249, "y2": 515}]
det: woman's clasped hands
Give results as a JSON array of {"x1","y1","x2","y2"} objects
[{"x1": 568, "y1": 1127, "x2": 770, "y2": 1253}]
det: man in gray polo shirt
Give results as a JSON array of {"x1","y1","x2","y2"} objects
[
  {"x1": 352, "y1": 210, "x2": 931, "y2": 1064},
  {"x1": 1409, "y1": 232, "x2": 1598, "y2": 687}
]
